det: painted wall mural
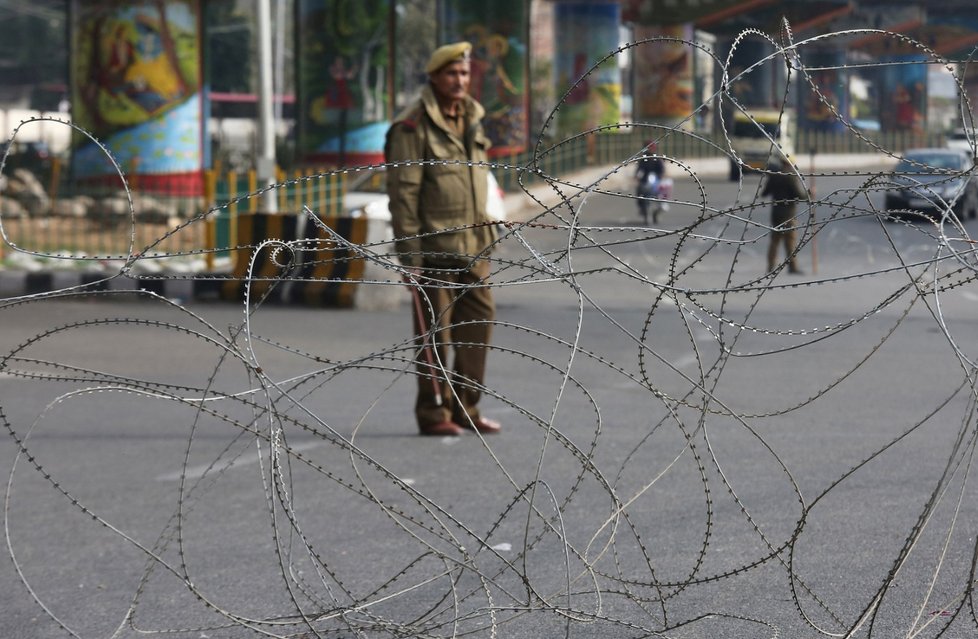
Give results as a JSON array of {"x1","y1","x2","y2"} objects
[
  {"x1": 296, "y1": 0, "x2": 391, "y2": 167},
  {"x1": 71, "y1": 0, "x2": 203, "y2": 194},
  {"x1": 553, "y1": 1, "x2": 622, "y2": 139},
  {"x1": 799, "y1": 51, "x2": 848, "y2": 133},
  {"x1": 880, "y1": 55, "x2": 928, "y2": 133},
  {"x1": 439, "y1": 0, "x2": 530, "y2": 156},
  {"x1": 633, "y1": 24, "x2": 694, "y2": 121}
]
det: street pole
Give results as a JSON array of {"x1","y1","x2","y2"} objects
[
  {"x1": 256, "y1": 0, "x2": 277, "y2": 213},
  {"x1": 810, "y1": 144, "x2": 818, "y2": 274}
]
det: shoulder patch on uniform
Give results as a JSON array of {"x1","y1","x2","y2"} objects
[{"x1": 393, "y1": 106, "x2": 423, "y2": 131}]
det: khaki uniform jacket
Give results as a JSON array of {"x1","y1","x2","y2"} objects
[
  {"x1": 384, "y1": 85, "x2": 497, "y2": 267},
  {"x1": 761, "y1": 170, "x2": 808, "y2": 218}
]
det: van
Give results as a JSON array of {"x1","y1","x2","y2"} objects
[{"x1": 728, "y1": 108, "x2": 795, "y2": 179}]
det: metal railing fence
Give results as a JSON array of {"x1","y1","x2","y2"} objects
[
  {"x1": 494, "y1": 128, "x2": 947, "y2": 192},
  {"x1": 0, "y1": 129, "x2": 953, "y2": 267},
  {"x1": 203, "y1": 167, "x2": 346, "y2": 268},
  {"x1": 0, "y1": 166, "x2": 345, "y2": 267}
]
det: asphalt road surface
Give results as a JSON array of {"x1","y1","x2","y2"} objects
[{"x1": 2, "y1": 166, "x2": 977, "y2": 638}]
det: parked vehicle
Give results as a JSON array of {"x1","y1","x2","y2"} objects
[
  {"x1": 883, "y1": 148, "x2": 978, "y2": 221},
  {"x1": 343, "y1": 166, "x2": 507, "y2": 221},
  {"x1": 728, "y1": 108, "x2": 796, "y2": 180}
]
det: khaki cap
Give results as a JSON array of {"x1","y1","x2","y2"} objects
[{"x1": 425, "y1": 41, "x2": 472, "y2": 74}]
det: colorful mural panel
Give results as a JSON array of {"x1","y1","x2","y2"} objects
[
  {"x1": 553, "y1": 1, "x2": 622, "y2": 138},
  {"x1": 799, "y1": 51, "x2": 848, "y2": 133},
  {"x1": 296, "y1": 0, "x2": 391, "y2": 166},
  {"x1": 633, "y1": 24, "x2": 694, "y2": 121},
  {"x1": 880, "y1": 55, "x2": 928, "y2": 133},
  {"x1": 439, "y1": 0, "x2": 530, "y2": 156},
  {"x1": 71, "y1": 0, "x2": 203, "y2": 193}
]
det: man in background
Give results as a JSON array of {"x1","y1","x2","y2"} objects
[{"x1": 761, "y1": 157, "x2": 809, "y2": 275}]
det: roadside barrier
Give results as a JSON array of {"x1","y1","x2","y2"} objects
[{"x1": 217, "y1": 212, "x2": 368, "y2": 308}]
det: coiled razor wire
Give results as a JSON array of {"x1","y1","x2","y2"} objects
[{"x1": 2, "y1": 26, "x2": 978, "y2": 639}]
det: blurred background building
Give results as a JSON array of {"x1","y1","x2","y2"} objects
[{"x1": 1, "y1": 0, "x2": 978, "y2": 197}]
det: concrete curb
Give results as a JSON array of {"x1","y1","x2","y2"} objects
[
  {"x1": 0, "y1": 216, "x2": 405, "y2": 309},
  {"x1": 0, "y1": 267, "x2": 200, "y2": 302}
]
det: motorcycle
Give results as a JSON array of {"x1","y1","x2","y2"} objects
[{"x1": 637, "y1": 173, "x2": 673, "y2": 224}]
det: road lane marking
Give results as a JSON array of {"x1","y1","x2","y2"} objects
[{"x1": 156, "y1": 440, "x2": 322, "y2": 482}]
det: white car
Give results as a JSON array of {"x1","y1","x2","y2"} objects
[
  {"x1": 343, "y1": 166, "x2": 507, "y2": 221},
  {"x1": 946, "y1": 127, "x2": 977, "y2": 157}
]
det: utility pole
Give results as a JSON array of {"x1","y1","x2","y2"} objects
[{"x1": 256, "y1": 0, "x2": 277, "y2": 212}]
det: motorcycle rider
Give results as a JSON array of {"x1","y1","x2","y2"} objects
[{"x1": 636, "y1": 141, "x2": 667, "y2": 223}]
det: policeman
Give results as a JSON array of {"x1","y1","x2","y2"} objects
[
  {"x1": 385, "y1": 41, "x2": 502, "y2": 437},
  {"x1": 761, "y1": 156, "x2": 809, "y2": 274}
]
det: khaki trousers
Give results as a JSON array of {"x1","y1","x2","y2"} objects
[
  {"x1": 411, "y1": 259, "x2": 494, "y2": 428},
  {"x1": 768, "y1": 207, "x2": 800, "y2": 272}
]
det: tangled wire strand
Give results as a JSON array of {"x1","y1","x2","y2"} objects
[{"x1": 2, "y1": 26, "x2": 978, "y2": 639}]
